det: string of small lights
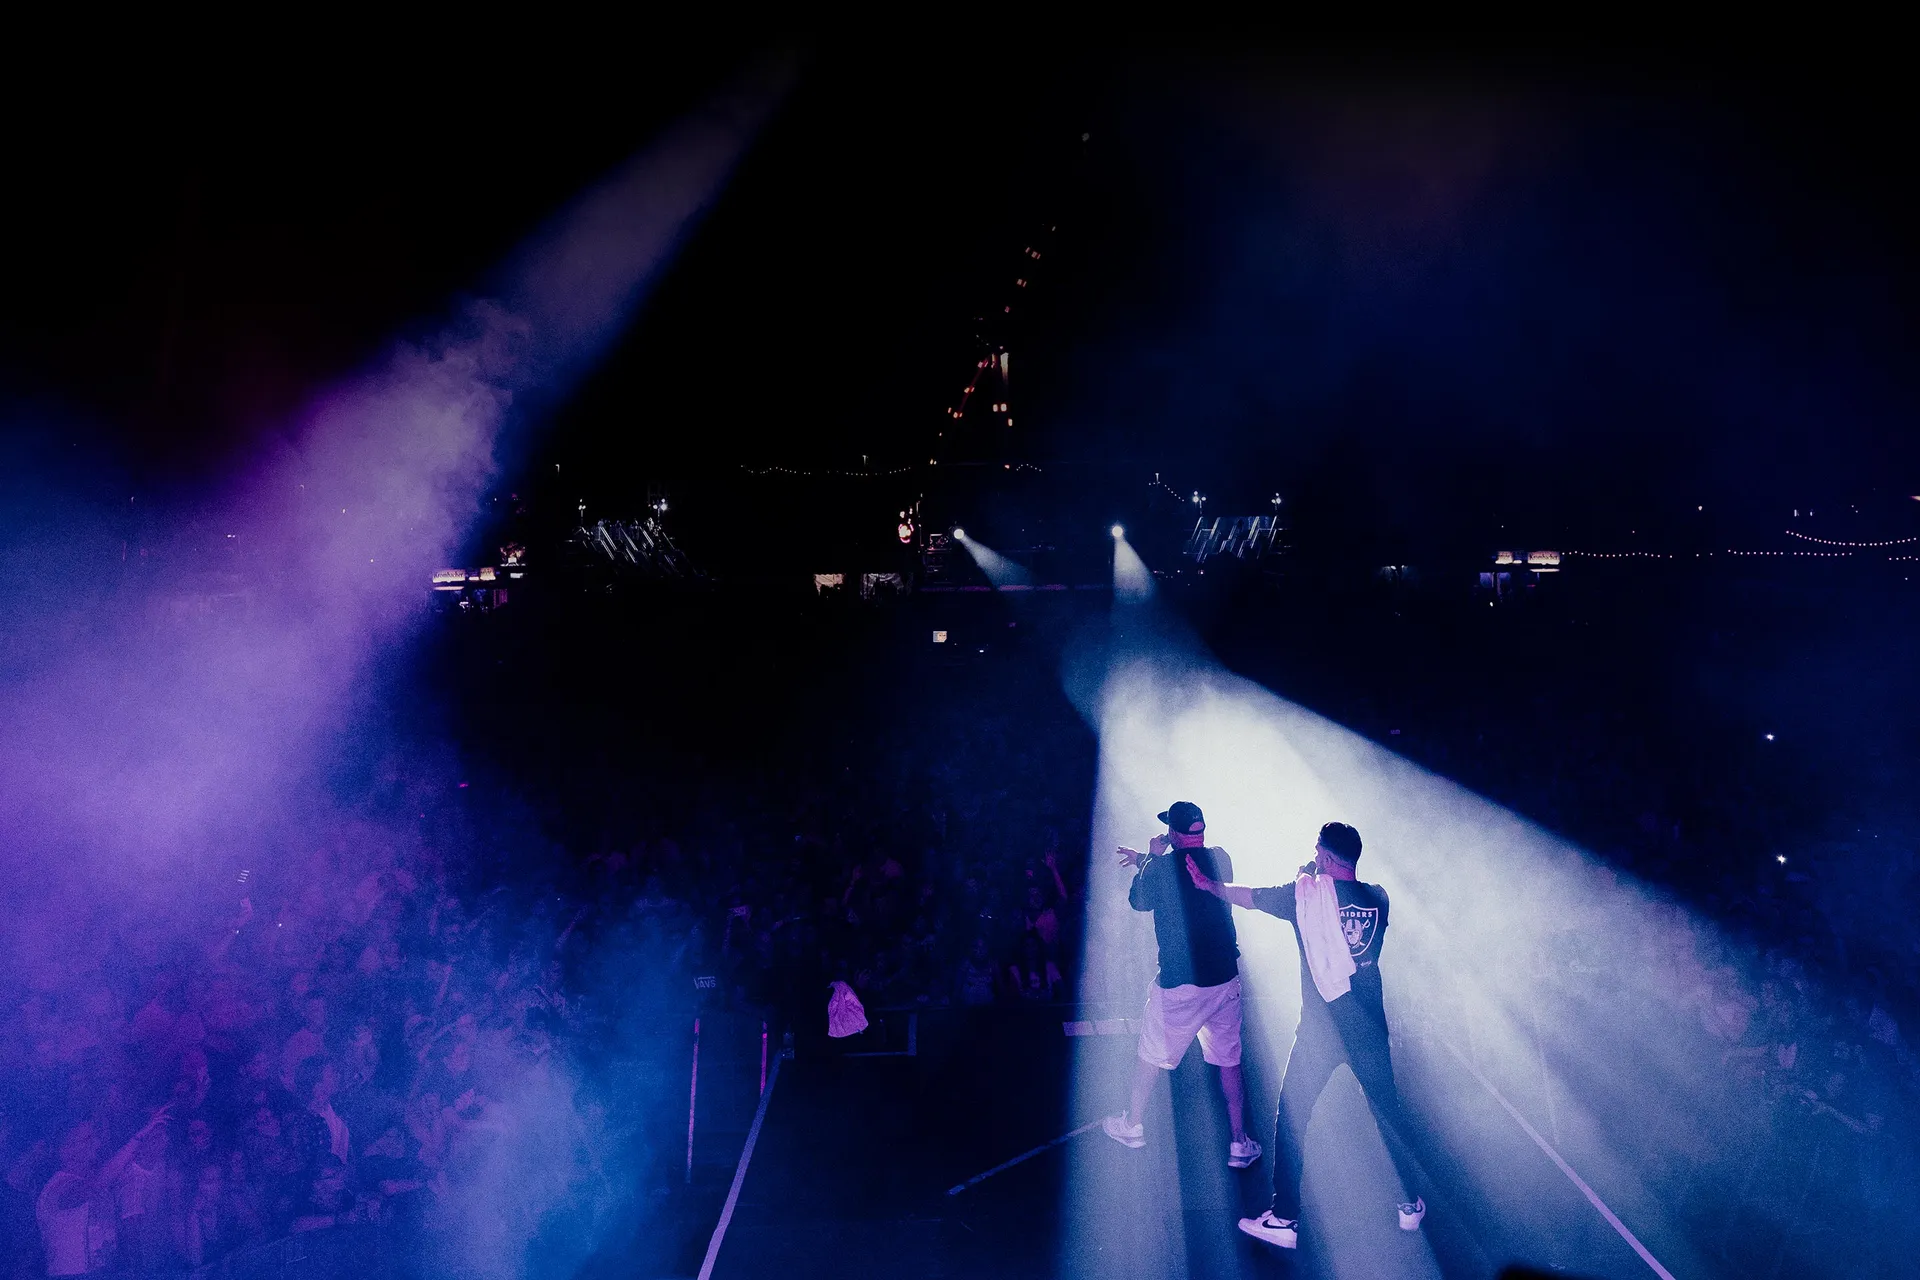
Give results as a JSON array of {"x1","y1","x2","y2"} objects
[
  {"x1": 747, "y1": 148, "x2": 1082, "y2": 533},
  {"x1": 936, "y1": 229, "x2": 1055, "y2": 448},
  {"x1": 1783, "y1": 530, "x2": 1920, "y2": 547},
  {"x1": 945, "y1": 355, "x2": 997, "y2": 423},
  {"x1": 922, "y1": 137, "x2": 1089, "y2": 500},
  {"x1": 740, "y1": 460, "x2": 1041, "y2": 478},
  {"x1": 1560, "y1": 549, "x2": 1876, "y2": 559},
  {"x1": 741, "y1": 464, "x2": 919, "y2": 478}
]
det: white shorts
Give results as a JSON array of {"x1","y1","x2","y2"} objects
[{"x1": 1137, "y1": 974, "x2": 1243, "y2": 1069}]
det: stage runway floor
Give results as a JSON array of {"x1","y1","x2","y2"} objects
[{"x1": 681, "y1": 1007, "x2": 1702, "y2": 1280}]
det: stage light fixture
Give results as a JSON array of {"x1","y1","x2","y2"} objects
[
  {"x1": 1110, "y1": 524, "x2": 1125, "y2": 539},
  {"x1": 952, "y1": 527, "x2": 966, "y2": 540}
]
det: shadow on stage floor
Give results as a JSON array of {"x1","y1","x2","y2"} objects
[{"x1": 604, "y1": 1005, "x2": 1685, "y2": 1280}]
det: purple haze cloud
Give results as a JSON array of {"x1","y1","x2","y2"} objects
[{"x1": 0, "y1": 66, "x2": 790, "y2": 877}]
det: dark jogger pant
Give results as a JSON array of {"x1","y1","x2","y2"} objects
[{"x1": 1269, "y1": 995, "x2": 1434, "y2": 1222}]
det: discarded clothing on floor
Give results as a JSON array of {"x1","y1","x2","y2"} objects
[{"x1": 828, "y1": 980, "x2": 869, "y2": 1038}]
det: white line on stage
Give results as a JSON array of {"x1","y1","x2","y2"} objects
[
  {"x1": 696, "y1": 1049, "x2": 786, "y2": 1280},
  {"x1": 1445, "y1": 1040, "x2": 1677, "y2": 1280},
  {"x1": 946, "y1": 1119, "x2": 1104, "y2": 1197}
]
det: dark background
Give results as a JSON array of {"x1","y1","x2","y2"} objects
[
  {"x1": 4, "y1": 33, "x2": 1918, "y2": 893},
  {"x1": 5, "y1": 39, "x2": 1917, "y2": 560},
  {"x1": 3, "y1": 36, "x2": 1918, "y2": 1280}
]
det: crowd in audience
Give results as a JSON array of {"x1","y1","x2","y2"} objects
[
  {"x1": 3, "y1": 625, "x2": 1916, "y2": 1278},
  {"x1": 0, "y1": 659, "x2": 1095, "y2": 1279},
  {"x1": 1363, "y1": 693, "x2": 1920, "y2": 1273},
  {"x1": 0, "y1": 808, "x2": 588, "y2": 1280},
  {"x1": 576, "y1": 678, "x2": 1093, "y2": 1027},
  {"x1": 1503, "y1": 841, "x2": 1919, "y2": 1274}
]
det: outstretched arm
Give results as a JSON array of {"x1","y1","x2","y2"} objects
[
  {"x1": 97, "y1": 1105, "x2": 172, "y2": 1192},
  {"x1": 1043, "y1": 849, "x2": 1071, "y2": 902},
  {"x1": 1116, "y1": 833, "x2": 1170, "y2": 870},
  {"x1": 1186, "y1": 854, "x2": 1255, "y2": 909},
  {"x1": 1121, "y1": 834, "x2": 1171, "y2": 912}
]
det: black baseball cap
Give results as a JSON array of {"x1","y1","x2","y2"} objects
[{"x1": 1157, "y1": 801, "x2": 1205, "y2": 834}]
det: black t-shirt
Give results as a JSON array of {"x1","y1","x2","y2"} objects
[
  {"x1": 1129, "y1": 847, "x2": 1240, "y2": 989},
  {"x1": 1249, "y1": 878, "x2": 1391, "y2": 1021}
]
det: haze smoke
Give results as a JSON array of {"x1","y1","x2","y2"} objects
[
  {"x1": 0, "y1": 65, "x2": 791, "y2": 1280},
  {"x1": 0, "y1": 66, "x2": 788, "y2": 873},
  {"x1": 1065, "y1": 598, "x2": 1907, "y2": 1278}
]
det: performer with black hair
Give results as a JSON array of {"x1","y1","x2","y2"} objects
[{"x1": 1186, "y1": 821, "x2": 1431, "y2": 1251}]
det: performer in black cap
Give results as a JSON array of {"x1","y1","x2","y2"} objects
[
  {"x1": 1103, "y1": 801, "x2": 1262, "y2": 1169},
  {"x1": 1186, "y1": 821, "x2": 1431, "y2": 1252}
]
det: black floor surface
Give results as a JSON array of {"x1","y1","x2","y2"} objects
[{"x1": 670, "y1": 1006, "x2": 1706, "y2": 1280}]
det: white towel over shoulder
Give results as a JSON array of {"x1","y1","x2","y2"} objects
[{"x1": 1296, "y1": 871, "x2": 1356, "y2": 1004}]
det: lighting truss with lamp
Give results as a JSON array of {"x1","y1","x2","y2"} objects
[{"x1": 1182, "y1": 514, "x2": 1286, "y2": 564}]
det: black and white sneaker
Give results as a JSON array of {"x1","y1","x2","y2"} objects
[
  {"x1": 1238, "y1": 1210, "x2": 1298, "y2": 1249},
  {"x1": 1398, "y1": 1197, "x2": 1426, "y2": 1231}
]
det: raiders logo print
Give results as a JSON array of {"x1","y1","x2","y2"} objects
[{"x1": 1338, "y1": 905, "x2": 1379, "y2": 956}]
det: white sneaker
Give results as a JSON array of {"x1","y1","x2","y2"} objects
[
  {"x1": 1238, "y1": 1210, "x2": 1298, "y2": 1249},
  {"x1": 1102, "y1": 1112, "x2": 1145, "y2": 1149},
  {"x1": 1398, "y1": 1197, "x2": 1426, "y2": 1231},
  {"x1": 1228, "y1": 1136, "x2": 1263, "y2": 1168}
]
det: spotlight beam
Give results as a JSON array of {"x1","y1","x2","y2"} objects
[
  {"x1": 952, "y1": 529, "x2": 1031, "y2": 589},
  {"x1": 0, "y1": 71, "x2": 792, "y2": 871},
  {"x1": 1063, "y1": 610, "x2": 1726, "y2": 1277},
  {"x1": 1110, "y1": 528, "x2": 1154, "y2": 602}
]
